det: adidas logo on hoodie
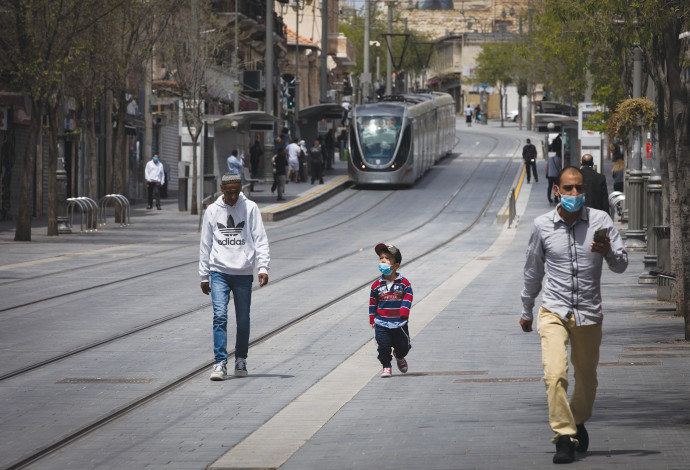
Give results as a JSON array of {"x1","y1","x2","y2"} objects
[{"x1": 216, "y1": 214, "x2": 246, "y2": 245}]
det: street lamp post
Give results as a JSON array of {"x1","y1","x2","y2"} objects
[
  {"x1": 320, "y1": 0, "x2": 328, "y2": 103},
  {"x1": 290, "y1": 0, "x2": 303, "y2": 139},
  {"x1": 363, "y1": 0, "x2": 371, "y2": 102},
  {"x1": 233, "y1": 0, "x2": 240, "y2": 113},
  {"x1": 385, "y1": 1, "x2": 393, "y2": 95}
]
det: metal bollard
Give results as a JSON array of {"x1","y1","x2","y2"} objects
[
  {"x1": 508, "y1": 188, "x2": 516, "y2": 228},
  {"x1": 625, "y1": 169, "x2": 646, "y2": 249},
  {"x1": 639, "y1": 175, "x2": 663, "y2": 283}
]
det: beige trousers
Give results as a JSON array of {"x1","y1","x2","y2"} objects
[{"x1": 537, "y1": 307, "x2": 602, "y2": 443}]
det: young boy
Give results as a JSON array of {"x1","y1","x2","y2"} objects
[{"x1": 370, "y1": 243, "x2": 413, "y2": 378}]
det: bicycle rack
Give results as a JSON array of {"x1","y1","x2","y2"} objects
[
  {"x1": 66, "y1": 197, "x2": 98, "y2": 232},
  {"x1": 98, "y1": 194, "x2": 131, "y2": 227}
]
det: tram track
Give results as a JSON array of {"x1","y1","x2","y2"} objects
[
  {"x1": 0, "y1": 134, "x2": 468, "y2": 297},
  {"x1": 0, "y1": 149, "x2": 504, "y2": 383},
  {"x1": 5, "y1": 152, "x2": 515, "y2": 470}
]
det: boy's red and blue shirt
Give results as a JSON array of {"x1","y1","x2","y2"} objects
[{"x1": 369, "y1": 274, "x2": 413, "y2": 328}]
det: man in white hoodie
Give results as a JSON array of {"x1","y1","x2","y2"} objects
[{"x1": 199, "y1": 173, "x2": 270, "y2": 380}]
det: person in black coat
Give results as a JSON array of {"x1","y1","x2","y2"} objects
[
  {"x1": 309, "y1": 138, "x2": 325, "y2": 184},
  {"x1": 580, "y1": 154, "x2": 610, "y2": 215},
  {"x1": 249, "y1": 139, "x2": 262, "y2": 178},
  {"x1": 522, "y1": 138, "x2": 538, "y2": 183},
  {"x1": 324, "y1": 129, "x2": 335, "y2": 170}
]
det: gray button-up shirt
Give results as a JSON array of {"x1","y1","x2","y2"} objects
[{"x1": 521, "y1": 207, "x2": 628, "y2": 326}]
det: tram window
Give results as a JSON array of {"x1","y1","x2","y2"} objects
[{"x1": 356, "y1": 115, "x2": 403, "y2": 162}]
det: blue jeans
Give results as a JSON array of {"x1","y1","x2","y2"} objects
[{"x1": 210, "y1": 272, "x2": 253, "y2": 364}]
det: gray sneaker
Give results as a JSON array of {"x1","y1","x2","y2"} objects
[
  {"x1": 235, "y1": 358, "x2": 248, "y2": 377},
  {"x1": 210, "y1": 363, "x2": 227, "y2": 381}
]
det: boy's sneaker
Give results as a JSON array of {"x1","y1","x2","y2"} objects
[
  {"x1": 235, "y1": 358, "x2": 248, "y2": 377},
  {"x1": 395, "y1": 356, "x2": 408, "y2": 373},
  {"x1": 210, "y1": 363, "x2": 227, "y2": 381},
  {"x1": 381, "y1": 367, "x2": 392, "y2": 378}
]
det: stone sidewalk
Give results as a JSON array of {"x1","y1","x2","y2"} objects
[{"x1": 214, "y1": 159, "x2": 690, "y2": 469}]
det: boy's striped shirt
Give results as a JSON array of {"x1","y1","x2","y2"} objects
[{"x1": 369, "y1": 274, "x2": 413, "y2": 328}]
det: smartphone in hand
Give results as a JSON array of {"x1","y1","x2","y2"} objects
[{"x1": 594, "y1": 228, "x2": 607, "y2": 243}]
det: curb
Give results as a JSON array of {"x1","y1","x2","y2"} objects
[{"x1": 261, "y1": 177, "x2": 351, "y2": 222}]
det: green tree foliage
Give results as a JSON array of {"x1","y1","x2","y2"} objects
[
  {"x1": 339, "y1": 8, "x2": 433, "y2": 76},
  {"x1": 475, "y1": 42, "x2": 517, "y2": 124},
  {"x1": 524, "y1": 0, "x2": 690, "y2": 336},
  {"x1": 0, "y1": 0, "x2": 121, "y2": 239}
]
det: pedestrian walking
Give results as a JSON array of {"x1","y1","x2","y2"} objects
[
  {"x1": 273, "y1": 147, "x2": 287, "y2": 201},
  {"x1": 309, "y1": 138, "x2": 325, "y2": 184},
  {"x1": 546, "y1": 154, "x2": 562, "y2": 205},
  {"x1": 464, "y1": 104, "x2": 473, "y2": 126},
  {"x1": 325, "y1": 129, "x2": 335, "y2": 170},
  {"x1": 298, "y1": 140, "x2": 308, "y2": 182},
  {"x1": 550, "y1": 133, "x2": 563, "y2": 159},
  {"x1": 520, "y1": 166, "x2": 628, "y2": 464},
  {"x1": 611, "y1": 156, "x2": 624, "y2": 193},
  {"x1": 580, "y1": 154, "x2": 610, "y2": 215},
  {"x1": 249, "y1": 139, "x2": 263, "y2": 178},
  {"x1": 522, "y1": 138, "x2": 539, "y2": 183},
  {"x1": 199, "y1": 172, "x2": 270, "y2": 380},
  {"x1": 226, "y1": 150, "x2": 244, "y2": 182},
  {"x1": 474, "y1": 104, "x2": 481, "y2": 123},
  {"x1": 286, "y1": 138, "x2": 301, "y2": 183},
  {"x1": 144, "y1": 154, "x2": 165, "y2": 210},
  {"x1": 370, "y1": 243, "x2": 413, "y2": 378}
]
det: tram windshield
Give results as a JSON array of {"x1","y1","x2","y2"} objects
[{"x1": 355, "y1": 116, "x2": 402, "y2": 162}]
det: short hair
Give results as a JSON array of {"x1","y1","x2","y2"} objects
[
  {"x1": 526, "y1": 139, "x2": 531, "y2": 144},
  {"x1": 231, "y1": 150, "x2": 238, "y2": 157},
  {"x1": 558, "y1": 166, "x2": 583, "y2": 186},
  {"x1": 581, "y1": 154, "x2": 594, "y2": 167}
]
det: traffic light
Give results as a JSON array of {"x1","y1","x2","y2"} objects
[{"x1": 287, "y1": 82, "x2": 296, "y2": 109}]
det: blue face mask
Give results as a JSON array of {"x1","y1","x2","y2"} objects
[
  {"x1": 378, "y1": 263, "x2": 392, "y2": 276},
  {"x1": 153, "y1": 157, "x2": 159, "y2": 163},
  {"x1": 560, "y1": 194, "x2": 585, "y2": 212}
]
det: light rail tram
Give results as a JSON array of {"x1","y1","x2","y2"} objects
[{"x1": 348, "y1": 92, "x2": 455, "y2": 186}]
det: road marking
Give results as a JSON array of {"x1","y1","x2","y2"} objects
[{"x1": 208, "y1": 222, "x2": 519, "y2": 470}]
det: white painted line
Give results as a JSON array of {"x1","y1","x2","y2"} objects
[{"x1": 208, "y1": 226, "x2": 519, "y2": 470}]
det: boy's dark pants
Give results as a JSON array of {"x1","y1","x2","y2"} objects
[{"x1": 375, "y1": 324, "x2": 411, "y2": 368}]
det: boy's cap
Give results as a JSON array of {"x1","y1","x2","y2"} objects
[{"x1": 375, "y1": 243, "x2": 402, "y2": 263}]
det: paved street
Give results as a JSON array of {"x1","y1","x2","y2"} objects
[{"x1": 1, "y1": 120, "x2": 688, "y2": 470}]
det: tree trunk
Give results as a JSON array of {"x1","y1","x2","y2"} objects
[
  {"x1": 86, "y1": 94, "x2": 98, "y2": 200},
  {"x1": 105, "y1": 90, "x2": 114, "y2": 195},
  {"x1": 190, "y1": 132, "x2": 199, "y2": 215},
  {"x1": 35, "y1": 125, "x2": 43, "y2": 218},
  {"x1": 648, "y1": 13, "x2": 690, "y2": 338},
  {"x1": 113, "y1": 93, "x2": 128, "y2": 223},
  {"x1": 14, "y1": 100, "x2": 41, "y2": 241},
  {"x1": 46, "y1": 102, "x2": 59, "y2": 236}
]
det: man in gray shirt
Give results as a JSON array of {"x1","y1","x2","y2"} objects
[{"x1": 520, "y1": 166, "x2": 628, "y2": 464}]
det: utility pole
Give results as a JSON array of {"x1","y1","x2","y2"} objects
[
  {"x1": 363, "y1": 0, "x2": 371, "y2": 102},
  {"x1": 292, "y1": 0, "x2": 301, "y2": 139},
  {"x1": 320, "y1": 0, "x2": 328, "y2": 102},
  {"x1": 265, "y1": 0, "x2": 274, "y2": 116},
  {"x1": 385, "y1": 2, "x2": 393, "y2": 95},
  {"x1": 264, "y1": 0, "x2": 275, "y2": 181},
  {"x1": 234, "y1": 0, "x2": 240, "y2": 113}
]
